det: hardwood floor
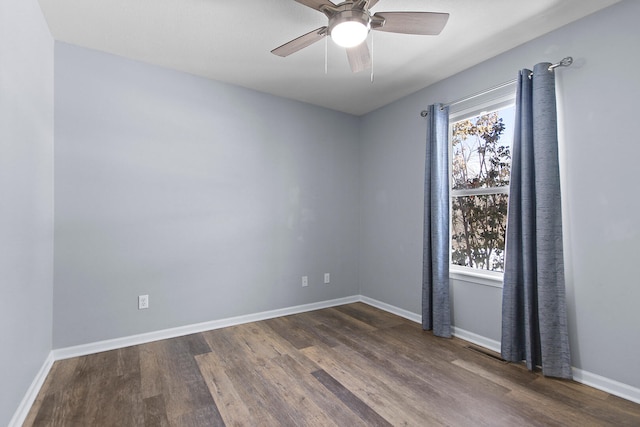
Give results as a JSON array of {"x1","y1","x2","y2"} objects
[{"x1": 25, "y1": 303, "x2": 640, "y2": 426}]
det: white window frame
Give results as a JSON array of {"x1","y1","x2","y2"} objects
[{"x1": 448, "y1": 86, "x2": 516, "y2": 288}]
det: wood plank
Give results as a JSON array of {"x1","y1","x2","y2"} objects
[
  {"x1": 208, "y1": 324, "x2": 343, "y2": 425},
  {"x1": 172, "y1": 404, "x2": 226, "y2": 427},
  {"x1": 314, "y1": 322, "x2": 532, "y2": 426},
  {"x1": 196, "y1": 351, "x2": 257, "y2": 427},
  {"x1": 145, "y1": 336, "x2": 224, "y2": 426},
  {"x1": 526, "y1": 375, "x2": 640, "y2": 426},
  {"x1": 23, "y1": 358, "x2": 79, "y2": 426},
  {"x1": 143, "y1": 394, "x2": 170, "y2": 427},
  {"x1": 248, "y1": 357, "x2": 340, "y2": 426},
  {"x1": 60, "y1": 350, "x2": 119, "y2": 424},
  {"x1": 140, "y1": 341, "x2": 164, "y2": 399},
  {"x1": 311, "y1": 369, "x2": 392, "y2": 427},
  {"x1": 219, "y1": 358, "x2": 306, "y2": 426},
  {"x1": 451, "y1": 358, "x2": 614, "y2": 426},
  {"x1": 263, "y1": 315, "x2": 339, "y2": 349},
  {"x1": 182, "y1": 332, "x2": 213, "y2": 356},
  {"x1": 301, "y1": 343, "x2": 446, "y2": 425},
  {"x1": 272, "y1": 354, "x2": 372, "y2": 427},
  {"x1": 90, "y1": 372, "x2": 145, "y2": 426},
  {"x1": 199, "y1": 328, "x2": 286, "y2": 426},
  {"x1": 303, "y1": 307, "x2": 379, "y2": 335},
  {"x1": 332, "y1": 302, "x2": 409, "y2": 329},
  {"x1": 29, "y1": 393, "x2": 57, "y2": 427}
]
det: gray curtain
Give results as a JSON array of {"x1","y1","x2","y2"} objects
[
  {"x1": 501, "y1": 63, "x2": 572, "y2": 378},
  {"x1": 423, "y1": 103, "x2": 451, "y2": 338}
]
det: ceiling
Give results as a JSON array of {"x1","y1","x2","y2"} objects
[{"x1": 37, "y1": 0, "x2": 619, "y2": 116}]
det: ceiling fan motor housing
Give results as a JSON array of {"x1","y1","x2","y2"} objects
[{"x1": 328, "y1": 7, "x2": 371, "y2": 31}]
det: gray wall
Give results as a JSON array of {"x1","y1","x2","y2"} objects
[
  {"x1": 0, "y1": 0, "x2": 54, "y2": 424},
  {"x1": 359, "y1": 0, "x2": 640, "y2": 389},
  {"x1": 53, "y1": 43, "x2": 360, "y2": 348}
]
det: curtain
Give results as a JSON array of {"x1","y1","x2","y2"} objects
[
  {"x1": 422, "y1": 103, "x2": 451, "y2": 338},
  {"x1": 501, "y1": 63, "x2": 572, "y2": 378}
]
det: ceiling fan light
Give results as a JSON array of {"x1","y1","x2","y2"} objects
[{"x1": 331, "y1": 21, "x2": 369, "y2": 48}]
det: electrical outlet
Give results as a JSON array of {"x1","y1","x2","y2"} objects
[
  {"x1": 324, "y1": 273, "x2": 330, "y2": 284},
  {"x1": 302, "y1": 276, "x2": 308, "y2": 287},
  {"x1": 138, "y1": 294, "x2": 149, "y2": 310}
]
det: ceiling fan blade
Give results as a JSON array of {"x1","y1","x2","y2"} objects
[
  {"x1": 372, "y1": 12, "x2": 449, "y2": 35},
  {"x1": 368, "y1": 0, "x2": 381, "y2": 8},
  {"x1": 294, "y1": 0, "x2": 335, "y2": 12},
  {"x1": 346, "y1": 42, "x2": 371, "y2": 73},
  {"x1": 271, "y1": 27, "x2": 328, "y2": 57}
]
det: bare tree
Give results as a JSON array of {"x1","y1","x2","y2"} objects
[{"x1": 451, "y1": 112, "x2": 511, "y2": 271}]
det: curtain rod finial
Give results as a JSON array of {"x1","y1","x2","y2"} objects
[{"x1": 549, "y1": 56, "x2": 573, "y2": 71}]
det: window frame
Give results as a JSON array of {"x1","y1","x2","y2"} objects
[{"x1": 448, "y1": 89, "x2": 516, "y2": 288}]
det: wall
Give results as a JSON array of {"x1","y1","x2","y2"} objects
[
  {"x1": 360, "y1": 0, "x2": 640, "y2": 390},
  {"x1": 53, "y1": 43, "x2": 360, "y2": 348},
  {"x1": 0, "y1": 0, "x2": 54, "y2": 424}
]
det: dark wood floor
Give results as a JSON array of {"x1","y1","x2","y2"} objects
[{"x1": 25, "y1": 303, "x2": 640, "y2": 426}]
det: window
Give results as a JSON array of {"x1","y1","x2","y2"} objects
[{"x1": 449, "y1": 90, "x2": 516, "y2": 285}]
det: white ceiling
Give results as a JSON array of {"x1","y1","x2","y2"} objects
[{"x1": 38, "y1": 0, "x2": 619, "y2": 116}]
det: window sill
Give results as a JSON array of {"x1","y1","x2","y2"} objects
[{"x1": 450, "y1": 266, "x2": 503, "y2": 288}]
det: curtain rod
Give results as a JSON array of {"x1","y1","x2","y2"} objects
[{"x1": 420, "y1": 56, "x2": 573, "y2": 117}]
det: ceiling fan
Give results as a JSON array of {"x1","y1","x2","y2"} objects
[{"x1": 271, "y1": 0, "x2": 449, "y2": 73}]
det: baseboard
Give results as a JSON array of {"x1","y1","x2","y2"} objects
[
  {"x1": 452, "y1": 326, "x2": 501, "y2": 353},
  {"x1": 359, "y1": 296, "x2": 422, "y2": 323},
  {"x1": 15, "y1": 294, "x2": 640, "y2": 426},
  {"x1": 8, "y1": 351, "x2": 54, "y2": 427},
  {"x1": 572, "y1": 367, "x2": 640, "y2": 404},
  {"x1": 53, "y1": 295, "x2": 360, "y2": 360}
]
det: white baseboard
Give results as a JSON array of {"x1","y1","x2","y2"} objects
[
  {"x1": 53, "y1": 295, "x2": 360, "y2": 360},
  {"x1": 9, "y1": 351, "x2": 54, "y2": 427},
  {"x1": 452, "y1": 326, "x2": 501, "y2": 354},
  {"x1": 359, "y1": 296, "x2": 422, "y2": 323},
  {"x1": 14, "y1": 294, "x2": 640, "y2": 426},
  {"x1": 573, "y1": 367, "x2": 640, "y2": 404}
]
